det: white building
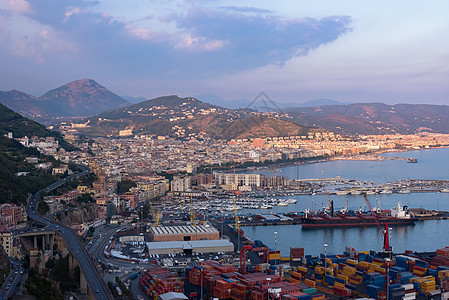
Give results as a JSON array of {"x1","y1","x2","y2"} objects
[
  {"x1": 170, "y1": 176, "x2": 191, "y2": 192},
  {"x1": 215, "y1": 173, "x2": 261, "y2": 187}
]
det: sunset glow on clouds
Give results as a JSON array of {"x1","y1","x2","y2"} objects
[{"x1": 0, "y1": 0, "x2": 448, "y2": 104}]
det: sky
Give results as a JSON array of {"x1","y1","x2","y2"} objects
[{"x1": 0, "y1": 0, "x2": 448, "y2": 105}]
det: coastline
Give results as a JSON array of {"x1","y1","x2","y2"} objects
[{"x1": 235, "y1": 145, "x2": 449, "y2": 173}]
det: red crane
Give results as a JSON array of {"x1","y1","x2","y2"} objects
[
  {"x1": 363, "y1": 194, "x2": 382, "y2": 229},
  {"x1": 239, "y1": 245, "x2": 269, "y2": 272},
  {"x1": 383, "y1": 223, "x2": 393, "y2": 257}
]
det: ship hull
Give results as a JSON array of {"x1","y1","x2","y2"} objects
[{"x1": 301, "y1": 216, "x2": 416, "y2": 228}]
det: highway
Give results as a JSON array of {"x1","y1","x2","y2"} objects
[
  {"x1": 0, "y1": 260, "x2": 25, "y2": 300},
  {"x1": 27, "y1": 165, "x2": 113, "y2": 299}
]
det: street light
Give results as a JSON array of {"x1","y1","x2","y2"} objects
[
  {"x1": 274, "y1": 231, "x2": 278, "y2": 266},
  {"x1": 323, "y1": 244, "x2": 328, "y2": 274}
]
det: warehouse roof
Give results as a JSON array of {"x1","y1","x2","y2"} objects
[{"x1": 149, "y1": 222, "x2": 219, "y2": 236}]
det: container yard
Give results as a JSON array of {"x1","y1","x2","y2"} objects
[{"x1": 137, "y1": 243, "x2": 449, "y2": 299}]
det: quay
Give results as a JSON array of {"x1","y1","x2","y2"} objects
[
  {"x1": 331, "y1": 154, "x2": 417, "y2": 163},
  {"x1": 240, "y1": 219, "x2": 302, "y2": 226}
]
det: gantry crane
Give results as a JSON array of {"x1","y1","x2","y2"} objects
[
  {"x1": 340, "y1": 199, "x2": 349, "y2": 214},
  {"x1": 322, "y1": 185, "x2": 333, "y2": 215}
]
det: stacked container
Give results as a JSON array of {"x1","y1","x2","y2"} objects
[
  {"x1": 290, "y1": 247, "x2": 305, "y2": 261},
  {"x1": 139, "y1": 268, "x2": 184, "y2": 299},
  {"x1": 412, "y1": 276, "x2": 436, "y2": 296},
  {"x1": 269, "y1": 250, "x2": 281, "y2": 265}
]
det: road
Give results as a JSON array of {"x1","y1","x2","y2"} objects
[
  {"x1": 27, "y1": 165, "x2": 113, "y2": 299},
  {"x1": 88, "y1": 224, "x2": 158, "y2": 270},
  {"x1": 0, "y1": 260, "x2": 26, "y2": 300}
]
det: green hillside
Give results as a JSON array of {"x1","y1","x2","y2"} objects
[
  {"x1": 0, "y1": 135, "x2": 60, "y2": 204},
  {"x1": 0, "y1": 103, "x2": 76, "y2": 150},
  {"x1": 0, "y1": 103, "x2": 80, "y2": 204}
]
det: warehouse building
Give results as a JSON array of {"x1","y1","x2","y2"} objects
[
  {"x1": 146, "y1": 239, "x2": 234, "y2": 255},
  {"x1": 148, "y1": 222, "x2": 219, "y2": 242}
]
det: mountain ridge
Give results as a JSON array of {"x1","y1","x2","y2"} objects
[
  {"x1": 3, "y1": 79, "x2": 449, "y2": 137},
  {"x1": 285, "y1": 102, "x2": 449, "y2": 135},
  {"x1": 69, "y1": 95, "x2": 317, "y2": 139},
  {"x1": 0, "y1": 79, "x2": 129, "y2": 119}
]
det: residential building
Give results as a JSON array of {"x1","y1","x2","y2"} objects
[{"x1": 0, "y1": 231, "x2": 12, "y2": 257}]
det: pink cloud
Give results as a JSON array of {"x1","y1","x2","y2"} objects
[
  {"x1": 64, "y1": 7, "x2": 81, "y2": 22},
  {"x1": 176, "y1": 36, "x2": 226, "y2": 51},
  {"x1": 124, "y1": 24, "x2": 169, "y2": 41},
  {"x1": 5, "y1": 0, "x2": 32, "y2": 14}
]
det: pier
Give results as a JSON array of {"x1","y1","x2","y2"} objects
[{"x1": 331, "y1": 154, "x2": 417, "y2": 163}]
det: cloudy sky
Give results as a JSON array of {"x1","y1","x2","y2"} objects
[{"x1": 1, "y1": 0, "x2": 448, "y2": 104}]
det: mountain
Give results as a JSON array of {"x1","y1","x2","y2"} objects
[
  {"x1": 194, "y1": 93, "x2": 350, "y2": 110},
  {"x1": 0, "y1": 79, "x2": 130, "y2": 120},
  {"x1": 70, "y1": 95, "x2": 317, "y2": 139},
  {"x1": 285, "y1": 102, "x2": 449, "y2": 135},
  {"x1": 293, "y1": 98, "x2": 351, "y2": 107},
  {"x1": 76, "y1": 95, "x2": 248, "y2": 138},
  {"x1": 222, "y1": 115, "x2": 309, "y2": 139},
  {"x1": 0, "y1": 90, "x2": 46, "y2": 118},
  {"x1": 39, "y1": 79, "x2": 129, "y2": 116}
]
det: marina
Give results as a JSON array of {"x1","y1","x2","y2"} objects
[{"x1": 163, "y1": 148, "x2": 449, "y2": 258}]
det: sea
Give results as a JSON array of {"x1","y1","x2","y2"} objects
[{"x1": 239, "y1": 147, "x2": 449, "y2": 257}]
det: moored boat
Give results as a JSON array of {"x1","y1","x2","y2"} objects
[{"x1": 301, "y1": 202, "x2": 416, "y2": 228}]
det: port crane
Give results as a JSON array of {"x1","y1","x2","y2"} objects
[
  {"x1": 239, "y1": 245, "x2": 269, "y2": 273},
  {"x1": 359, "y1": 201, "x2": 366, "y2": 214},
  {"x1": 153, "y1": 211, "x2": 161, "y2": 227},
  {"x1": 340, "y1": 199, "x2": 349, "y2": 214},
  {"x1": 363, "y1": 193, "x2": 382, "y2": 229},
  {"x1": 322, "y1": 185, "x2": 333, "y2": 216}
]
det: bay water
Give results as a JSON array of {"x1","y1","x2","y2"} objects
[{"x1": 240, "y1": 148, "x2": 449, "y2": 256}]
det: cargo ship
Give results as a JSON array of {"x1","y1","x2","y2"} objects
[{"x1": 301, "y1": 202, "x2": 417, "y2": 228}]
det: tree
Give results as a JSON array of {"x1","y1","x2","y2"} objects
[
  {"x1": 142, "y1": 204, "x2": 150, "y2": 221},
  {"x1": 45, "y1": 259, "x2": 55, "y2": 269},
  {"x1": 77, "y1": 193, "x2": 93, "y2": 203},
  {"x1": 38, "y1": 200, "x2": 50, "y2": 215},
  {"x1": 118, "y1": 179, "x2": 136, "y2": 194}
]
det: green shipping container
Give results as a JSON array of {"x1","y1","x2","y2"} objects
[{"x1": 302, "y1": 287, "x2": 317, "y2": 294}]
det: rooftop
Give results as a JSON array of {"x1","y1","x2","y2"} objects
[{"x1": 149, "y1": 222, "x2": 219, "y2": 236}]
